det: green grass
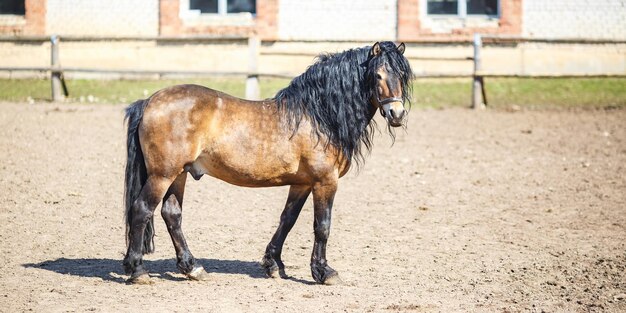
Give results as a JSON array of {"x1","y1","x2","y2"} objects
[
  {"x1": 0, "y1": 78, "x2": 247, "y2": 104},
  {"x1": 1, "y1": 77, "x2": 624, "y2": 109},
  {"x1": 411, "y1": 77, "x2": 626, "y2": 109},
  {"x1": 482, "y1": 77, "x2": 626, "y2": 109}
]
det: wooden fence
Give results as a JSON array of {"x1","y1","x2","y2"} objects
[
  {"x1": 1, "y1": 34, "x2": 625, "y2": 107},
  {"x1": 470, "y1": 34, "x2": 626, "y2": 109},
  {"x1": 0, "y1": 35, "x2": 276, "y2": 102}
]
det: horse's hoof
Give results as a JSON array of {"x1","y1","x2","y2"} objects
[
  {"x1": 128, "y1": 273, "x2": 154, "y2": 285},
  {"x1": 323, "y1": 273, "x2": 343, "y2": 286},
  {"x1": 260, "y1": 258, "x2": 281, "y2": 278},
  {"x1": 187, "y1": 266, "x2": 210, "y2": 281},
  {"x1": 268, "y1": 268, "x2": 290, "y2": 279},
  {"x1": 266, "y1": 266, "x2": 280, "y2": 278}
]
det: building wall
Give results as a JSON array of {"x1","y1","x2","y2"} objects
[
  {"x1": 523, "y1": 0, "x2": 626, "y2": 39},
  {"x1": 1, "y1": 0, "x2": 624, "y2": 80},
  {"x1": 46, "y1": 0, "x2": 158, "y2": 36},
  {"x1": 3, "y1": 0, "x2": 626, "y2": 41},
  {"x1": 277, "y1": 0, "x2": 397, "y2": 41}
]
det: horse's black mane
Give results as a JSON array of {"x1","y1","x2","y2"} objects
[{"x1": 275, "y1": 41, "x2": 413, "y2": 166}]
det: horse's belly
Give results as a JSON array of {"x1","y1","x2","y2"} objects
[{"x1": 188, "y1": 150, "x2": 302, "y2": 187}]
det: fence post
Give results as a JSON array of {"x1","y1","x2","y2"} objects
[
  {"x1": 245, "y1": 36, "x2": 260, "y2": 100},
  {"x1": 472, "y1": 33, "x2": 486, "y2": 109},
  {"x1": 50, "y1": 35, "x2": 64, "y2": 102}
]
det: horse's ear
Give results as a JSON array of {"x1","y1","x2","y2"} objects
[
  {"x1": 371, "y1": 42, "x2": 382, "y2": 57},
  {"x1": 397, "y1": 42, "x2": 406, "y2": 55}
]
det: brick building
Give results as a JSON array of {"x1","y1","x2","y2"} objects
[
  {"x1": 1, "y1": 0, "x2": 624, "y2": 79},
  {"x1": 1, "y1": 0, "x2": 625, "y2": 40}
]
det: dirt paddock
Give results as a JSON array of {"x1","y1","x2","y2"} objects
[{"x1": 0, "y1": 101, "x2": 624, "y2": 312}]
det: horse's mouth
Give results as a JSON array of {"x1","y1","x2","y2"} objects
[
  {"x1": 380, "y1": 106, "x2": 404, "y2": 127},
  {"x1": 388, "y1": 119, "x2": 403, "y2": 127}
]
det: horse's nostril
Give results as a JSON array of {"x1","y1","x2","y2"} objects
[
  {"x1": 390, "y1": 109, "x2": 397, "y2": 119},
  {"x1": 390, "y1": 109, "x2": 405, "y2": 120}
]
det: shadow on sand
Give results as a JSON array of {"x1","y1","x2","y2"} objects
[{"x1": 23, "y1": 257, "x2": 274, "y2": 284}]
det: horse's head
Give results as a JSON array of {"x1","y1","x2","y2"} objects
[{"x1": 366, "y1": 42, "x2": 413, "y2": 127}]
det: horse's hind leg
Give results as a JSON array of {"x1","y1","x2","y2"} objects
[
  {"x1": 261, "y1": 185, "x2": 311, "y2": 278},
  {"x1": 161, "y1": 172, "x2": 209, "y2": 281},
  {"x1": 124, "y1": 175, "x2": 174, "y2": 284}
]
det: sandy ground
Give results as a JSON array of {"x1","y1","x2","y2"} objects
[{"x1": 0, "y1": 101, "x2": 624, "y2": 312}]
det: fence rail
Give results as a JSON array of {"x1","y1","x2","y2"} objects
[
  {"x1": 1, "y1": 34, "x2": 625, "y2": 105},
  {"x1": 0, "y1": 35, "x2": 249, "y2": 42},
  {"x1": 470, "y1": 34, "x2": 626, "y2": 109}
]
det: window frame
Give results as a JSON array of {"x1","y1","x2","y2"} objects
[
  {"x1": 424, "y1": 0, "x2": 500, "y2": 18},
  {"x1": 180, "y1": 0, "x2": 256, "y2": 18}
]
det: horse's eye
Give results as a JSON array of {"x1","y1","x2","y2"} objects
[{"x1": 376, "y1": 74, "x2": 382, "y2": 80}]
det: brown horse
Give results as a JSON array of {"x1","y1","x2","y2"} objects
[{"x1": 123, "y1": 41, "x2": 413, "y2": 284}]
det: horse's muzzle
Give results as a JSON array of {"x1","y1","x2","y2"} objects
[{"x1": 380, "y1": 103, "x2": 405, "y2": 127}]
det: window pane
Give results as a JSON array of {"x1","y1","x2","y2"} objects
[
  {"x1": 0, "y1": 0, "x2": 25, "y2": 15},
  {"x1": 190, "y1": 0, "x2": 218, "y2": 14},
  {"x1": 227, "y1": 0, "x2": 256, "y2": 14},
  {"x1": 427, "y1": 0, "x2": 458, "y2": 15},
  {"x1": 467, "y1": 0, "x2": 498, "y2": 15}
]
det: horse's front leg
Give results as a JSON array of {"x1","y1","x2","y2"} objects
[
  {"x1": 310, "y1": 181, "x2": 342, "y2": 285},
  {"x1": 262, "y1": 185, "x2": 311, "y2": 278}
]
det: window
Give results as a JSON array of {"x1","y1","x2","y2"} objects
[
  {"x1": 467, "y1": 0, "x2": 498, "y2": 15},
  {"x1": 189, "y1": 0, "x2": 256, "y2": 15},
  {"x1": 0, "y1": 0, "x2": 25, "y2": 15},
  {"x1": 427, "y1": 0, "x2": 458, "y2": 15},
  {"x1": 427, "y1": 0, "x2": 498, "y2": 16}
]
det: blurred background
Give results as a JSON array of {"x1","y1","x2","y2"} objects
[{"x1": 0, "y1": 0, "x2": 624, "y2": 108}]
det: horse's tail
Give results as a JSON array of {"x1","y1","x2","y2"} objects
[{"x1": 123, "y1": 99, "x2": 154, "y2": 254}]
